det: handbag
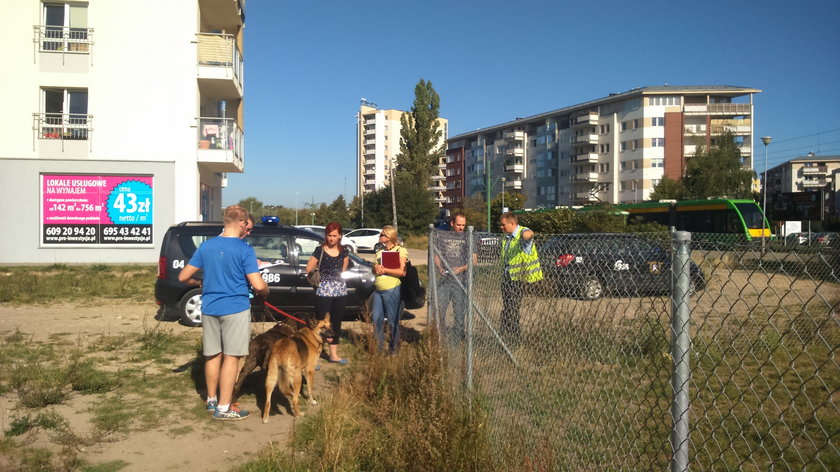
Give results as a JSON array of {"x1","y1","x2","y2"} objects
[{"x1": 306, "y1": 246, "x2": 325, "y2": 288}]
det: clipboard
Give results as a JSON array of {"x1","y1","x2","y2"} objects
[{"x1": 381, "y1": 250, "x2": 401, "y2": 269}]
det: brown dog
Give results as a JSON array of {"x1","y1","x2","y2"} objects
[
  {"x1": 232, "y1": 321, "x2": 297, "y2": 400},
  {"x1": 262, "y1": 317, "x2": 333, "y2": 422}
]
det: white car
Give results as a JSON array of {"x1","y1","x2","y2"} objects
[
  {"x1": 294, "y1": 225, "x2": 357, "y2": 253},
  {"x1": 343, "y1": 228, "x2": 385, "y2": 253}
]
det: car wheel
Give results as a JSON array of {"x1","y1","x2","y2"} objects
[
  {"x1": 178, "y1": 288, "x2": 203, "y2": 326},
  {"x1": 580, "y1": 277, "x2": 603, "y2": 300}
]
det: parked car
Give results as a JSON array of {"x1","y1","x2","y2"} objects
[
  {"x1": 538, "y1": 233, "x2": 706, "y2": 300},
  {"x1": 294, "y1": 225, "x2": 357, "y2": 253},
  {"x1": 784, "y1": 232, "x2": 809, "y2": 246},
  {"x1": 343, "y1": 228, "x2": 385, "y2": 253},
  {"x1": 155, "y1": 222, "x2": 376, "y2": 326},
  {"x1": 811, "y1": 232, "x2": 839, "y2": 247}
]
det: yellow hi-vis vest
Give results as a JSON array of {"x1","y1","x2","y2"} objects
[{"x1": 501, "y1": 226, "x2": 544, "y2": 283}]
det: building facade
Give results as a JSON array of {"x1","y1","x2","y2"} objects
[
  {"x1": 766, "y1": 154, "x2": 840, "y2": 222},
  {"x1": 446, "y1": 85, "x2": 759, "y2": 209},
  {"x1": 356, "y1": 102, "x2": 448, "y2": 205},
  {"x1": 1, "y1": 0, "x2": 245, "y2": 263}
]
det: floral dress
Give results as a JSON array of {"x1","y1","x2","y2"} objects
[{"x1": 313, "y1": 245, "x2": 348, "y2": 297}]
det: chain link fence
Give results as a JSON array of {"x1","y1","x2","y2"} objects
[{"x1": 428, "y1": 226, "x2": 839, "y2": 471}]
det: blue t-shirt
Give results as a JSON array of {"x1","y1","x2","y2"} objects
[{"x1": 188, "y1": 236, "x2": 259, "y2": 316}]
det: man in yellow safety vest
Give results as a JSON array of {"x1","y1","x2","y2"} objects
[{"x1": 499, "y1": 212, "x2": 543, "y2": 347}]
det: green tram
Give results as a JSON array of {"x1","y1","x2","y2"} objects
[{"x1": 615, "y1": 198, "x2": 773, "y2": 241}]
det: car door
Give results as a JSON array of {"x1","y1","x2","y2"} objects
[{"x1": 246, "y1": 230, "x2": 306, "y2": 309}]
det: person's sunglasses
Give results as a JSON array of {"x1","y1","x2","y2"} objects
[{"x1": 380, "y1": 233, "x2": 387, "y2": 237}]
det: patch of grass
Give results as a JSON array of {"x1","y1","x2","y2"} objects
[
  {"x1": 68, "y1": 359, "x2": 120, "y2": 394},
  {"x1": 0, "y1": 264, "x2": 156, "y2": 304},
  {"x1": 90, "y1": 395, "x2": 133, "y2": 434},
  {"x1": 167, "y1": 425, "x2": 194, "y2": 437},
  {"x1": 80, "y1": 460, "x2": 130, "y2": 472},
  {"x1": 10, "y1": 364, "x2": 67, "y2": 408},
  {"x1": 5, "y1": 411, "x2": 68, "y2": 437}
]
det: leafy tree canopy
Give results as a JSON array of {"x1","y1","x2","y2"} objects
[
  {"x1": 648, "y1": 176, "x2": 686, "y2": 201},
  {"x1": 397, "y1": 79, "x2": 445, "y2": 188},
  {"x1": 682, "y1": 132, "x2": 755, "y2": 199}
]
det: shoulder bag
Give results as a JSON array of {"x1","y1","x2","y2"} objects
[{"x1": 306, "y1": 246, "x2": 325, "y2": 288}]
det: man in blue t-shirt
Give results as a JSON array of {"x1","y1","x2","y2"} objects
[{"x1": 179, "y1": 205, "x2": 268, "y2": 420}]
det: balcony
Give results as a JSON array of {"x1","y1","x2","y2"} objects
[
  {"x1": 197, "y1": 33, "x2": 243, "y2": 97},
  {"x1": 504, "y1": 148, "x2": 524, "y2": 157},
  {"x1": 573, "y1": 152, "x2": 598, "y2": 164},
  {"x1": 429, "y1": 184, "x2": 447, "y2": 192},
  {"x1": 434, "y1": 196, "x2": 448, "y2": 204},
  {"x1": 364, "y1": 127, "x2": 376, "y2": 136},
  {"x1": 684, "y1": 103, "x2": 751, "y2": 115},
  {"x1": 572, "y1": 112, "x2": 598, "y2": 127},
  {"x1": 430, "y1": 174, "x2": 446, "y2": 181},
  {"x1": 365, "y1": 179, "x2": 376, "y2": 186},
  {"x1": 684, "y1": 124, "x2": 707, "y2": 135},
  {"x1": 802, "y1": 166, "x2": 828, "y2": 175},
  {"x1": 364, "y1": 157, "x2": 376, "y2": 166},
  {"x1": 364, "y1": 147, "x2": 375, "y2": 155},
  {"x1": 574, "y1": 133, "x2": 599, "y2": 144},
  {"x1": 504, "y1": 179, "x2": 523, "y2": 190},
  {"x1": 575, "y1": 192, "x2": 599, "y2": 201},
  {"x1": 34, "y1": 113, "x2": 91, "y2": 141},
  {"x1": 34, "y1": 25, "x2": 93, "y2": 54},
  {"x1": 197, "y1": 117, "x2": 243, "y2": 173},
  {"x1": 505, "y1": 163, "x2": 524, "y2": 173},
  {"x1": 503, "y1": 130, "x2": 525, "y2": 141},
  {"x1": 573, "y1": 172, "x2": 598, "y2": 182},
  {"x1": 802, "y1": 179, "x2": 827, "y2": 188},
  {"x1": 438, "y1": 162, "x2": 447, "y2": 170}
]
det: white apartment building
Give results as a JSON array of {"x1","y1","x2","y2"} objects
[
  {"x1": 766, "y1": 154, "x2": 840, "y2": 221},
  {"x1": 447, "y1": 85, "x2": 759, "y2": 209},
  {"x1": 1, "y1": 0, "x2": 245, "y2": 263},
  {"x1": 356, "y1": 102, "x2": 449, "y2": 205}
]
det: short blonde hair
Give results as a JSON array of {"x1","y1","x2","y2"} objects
[
  {"x1": 381, "y1": 225, "x2": 398, "y2": 245},
  {"x1": 224, "y1": 205, "x2": 247, "y2": 225}
]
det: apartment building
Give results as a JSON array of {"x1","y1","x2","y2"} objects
[
  {"x1": 0, "y1": 0, "x2": 245, "y2": 263},
  {"x1": 766, "y1": 154, "x2": 840, "y2": 221},
  {"x1": 446, "y1": 85, "x2": 759, "y2": 209},
  {"x1": 356, "y1": 102, "x2": 449, "y2": 205}
]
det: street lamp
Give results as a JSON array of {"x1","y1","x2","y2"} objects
[
  {"x1": 295, "y1": 192, "x2": 299, "y2": 225},
  {"x1": 501, "y1": 177, "x2": 506, "y2": 212},
  {"x1": 761, "y1": 136, "x2": 772, "y2": 253}
]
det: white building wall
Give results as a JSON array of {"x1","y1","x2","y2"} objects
[{"x1": 0, "y1": 0, "x2": 241, "y2": 263}]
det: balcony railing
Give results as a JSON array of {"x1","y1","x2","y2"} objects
[
  {"x1": 802, "y1": 166, "x2": 828, "y2": 174},
  {"x1": 573, "y1": 112, "x2": 598, "y2": 127},
  {"x1": 33, "y1": 113, "x2": 91, "y2": 140},
  {"x1": 575, "y1": 192, "x2": 599, "y2": 201},
  {"x1": 573, "y1": 153, "x2": 599, "y2": 163},
  {"x1": 197, "y1": 33, "x2": 243, "y2": 91},
  {"x1": 504, "y1": 148, "x2": 524, "y2": 157},
  {"x1": 504, "y1": 179, "x2": 523, "y2": 190},
  {"x1": 684, "y1": 103, "x2": 751, "y2": 115},
  {"x1": 503, "y1": 130, "x2": 525, "y2": 141},
  {"x1": 197, "y1": 117, "x2": 243, "y2": 172},
  {"x1": 34, "y1": 25, "x2": 93, "y2": 53},
  {"x1": 574, "y1": 133, "x2": 599, "y2": 144},
  {"x1": 801, "y1": 179, "x2": 827, "y2": 188},
  {"x1": 505, "y1": 163, "x2": 524, "y2": 173},
  {"x1": 573, "y1": 172, "x2": 598, "y2": 182}
]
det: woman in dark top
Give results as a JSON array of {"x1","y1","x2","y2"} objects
[{"x1": 305, "y1": 222, "x2": 349, "y2": 364}]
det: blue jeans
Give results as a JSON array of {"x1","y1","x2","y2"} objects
[
  {"x1": 436, "y1": 277, "x2": 467, "y2": 343},
  {"x1": 371, "y1": 286, "x2": 402, "y2": 353}
]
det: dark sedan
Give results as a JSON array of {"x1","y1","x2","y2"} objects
[{"x1": 538, "y1": 233, "x2": 706, "y2": 300}]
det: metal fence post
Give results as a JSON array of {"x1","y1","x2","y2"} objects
[
  {"x1": 465, "y1": 225, "x2": 475, "y2": 392},
  {"x1": 670, "y1": 231, "x2": 692, "y2": 472},
  {"x1": 428, "y1": 224, "x2": 439, "y2": 335}
]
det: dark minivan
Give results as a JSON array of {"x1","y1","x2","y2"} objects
[{"x1": 155, "y1": 222, "x2": 376, "y2": 325}]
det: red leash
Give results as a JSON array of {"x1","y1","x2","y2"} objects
[{"x1": 263, "y1": 301, "x2": 306, "y2": 324}]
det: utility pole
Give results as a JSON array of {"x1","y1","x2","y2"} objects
[{"x1": 390, "y1": 158, "x2": 398, "y2": 230}]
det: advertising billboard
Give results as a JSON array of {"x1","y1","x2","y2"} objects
[{"x1": 41, "y1": 174, "x2": 154, "y2": 246}]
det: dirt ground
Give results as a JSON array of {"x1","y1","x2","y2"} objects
[{"x1": 0, "y1": 300, "x2": 428, "y2": 472}]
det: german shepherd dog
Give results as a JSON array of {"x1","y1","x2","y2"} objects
[
  {"x1": 262, "y1": 316, "x2": 333, "y2": 422},
  {"x1": 232, "y1": 321, "x2": 297, "y2": 400}
]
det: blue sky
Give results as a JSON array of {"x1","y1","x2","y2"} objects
[{"x1": 224, "y1": 0, "x2": 840, "y2": 208}]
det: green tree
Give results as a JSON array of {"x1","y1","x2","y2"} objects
[
  {"x1": 682, "y1": 132, "x2": 755, "y2": 199},
  {"x1": 460, "y1": 194, "x2": 490, "y2": 231},
  {"x1": 648, "y1": 176, "x2": 686, "y2": 201},
  {"x1": 353, "y1": 177, "x2": 436, "y2": 235},
  {"x1": 237, "y1": 197, "x2": 263, "y2": 216},
  {"x1": 397, "y1": 79, "x2": 445, "y2": 188},
  {"x1": 490, "y1": 191, "x2": 525, "y2": 230}
]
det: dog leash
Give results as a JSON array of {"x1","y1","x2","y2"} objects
[{"x1": 263, "y1": 301, "x2": 306, "y2": 324}]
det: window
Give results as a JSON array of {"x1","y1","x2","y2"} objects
[
  {"x1": 652, "y1": 117, "x2": 664, "y2": 126},
  {"x1": 648, "y1": 96, "x2": 681, "y2": 106},
  {"x1": 632, "y1": 139, "x2": 639, "y2": 150},
  {"x1": 651, "y1": 179, "x2": 661, "y2": 187},
  {"x1": 652, "y1": 158, "x2": 664, "y2": 168},
  {"x1": 39, "y1": 88, "x2": 89, "y2": 140},
  {"x1": 41, "y1": 3, "x2": 90, "y2": 52},
  {"x1": 620, "y1": 181, "x2": 627, "y2": 191},
  {"x1": 652, "y1": 138, "x2": 665, "y2": 147},
  {"x1": 599, "y1": 124, "x2": 610, "y2": 134},
  {"x1": 633, "y1": 119, "x2": 639, "y2": 129},
  {"x1": 621, "y1": 121, "x2": 628, "y2": 131},
  {"x1": 599, "y1": 163, "x2": 610, "y2": 173},
  {"x1": 600, "y1": 143, "x2": 610, "y2": 153},
  {"x1": 621, "y1": 162, "x2": 627, "y2": 171},
  {"x1": 621, "y1": 141, "x2": 628, "y2": 151}
]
